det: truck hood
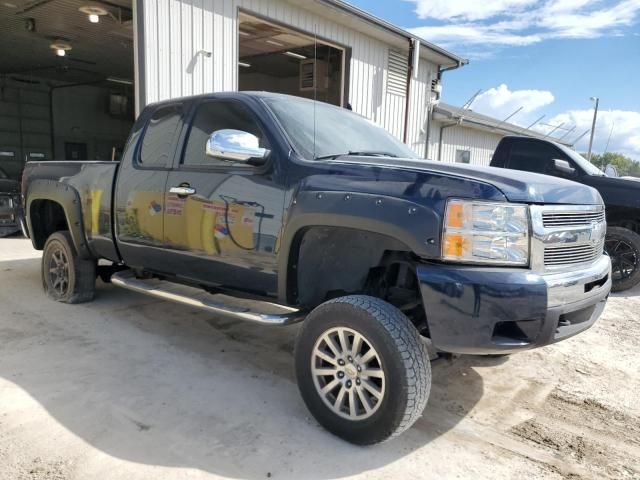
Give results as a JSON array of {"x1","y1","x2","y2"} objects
[
  {"x1": 581, "y1": 174, "x2": 640, "y2": 208},
  {"x1": 0, "y1": 178, "x2": 20, "y2": 195},
  {"x1": 330, "y1": 157, "x2": 603, "y2": 205}
]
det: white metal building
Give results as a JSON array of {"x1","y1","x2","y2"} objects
[
  {"x1": 136, "y1": 0, "x2": 467, "y2": 158},
  {"x1": 0, "y1": 0, "x2": 468, "y2": 176},
  {"x1": 428, "y1": 103, "x2": 572, "y2": 166}
]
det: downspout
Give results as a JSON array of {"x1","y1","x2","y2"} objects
[
  {"x1": 402, "y1": 38, "x2": 415, "y2": 144},
  {"x1": 438, "y1": 121, "x2": 459, "y2": 162},
  {"x1": 425, "y1": 62, "x2": 463, "y2": 159}
]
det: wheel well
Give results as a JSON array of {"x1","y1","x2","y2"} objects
[
  {"x1": 290, "y1": 226, "x2": 427, "y2": 333},
  {"x1": 30, "y1": 200, "x2": 69, "y2": 249},
  {"x1": 607, "y1": 206, "x2": 640, "y2": 233}
]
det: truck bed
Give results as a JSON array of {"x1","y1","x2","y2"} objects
[{"x1": 22, "y1": 160, "x2": 120, "y2": 262}]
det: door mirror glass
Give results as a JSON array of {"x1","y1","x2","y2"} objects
[
  {"x1": 553, "y1": 158, "x2": 576, "y2": 175},
  {"x1": 604, "y1": 164, "x2": 619, "y2": 177},
  {"x1": 206, "y1": 129, "x2": 269, "y2": 165}
]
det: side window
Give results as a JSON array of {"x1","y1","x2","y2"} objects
[
  {"x1": 183, "y1": 100, "x2": 268, "y2": 167},
  {"x1": 139, "y1": 105, "x2": 182, "y2": 167},
  {"x1": 507, "y1": 141, "x2": 561, "y2": 174}
]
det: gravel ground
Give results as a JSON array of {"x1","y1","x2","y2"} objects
[{"x1": 0, "y1": 237, "x2": 638, "y2": 480}]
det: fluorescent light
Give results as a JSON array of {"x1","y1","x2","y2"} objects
[
  {"x1": 283, "y1": 51, "x2": 306, "y2": 60},
  {"x1": 56, "y1": 49, "x2": 66, "y2": 57},
  {"x1": 107, "y1": 77, "x2": 133, "y2": 85},
  {"x1": 238, "y1": 62, "x2": 251, "y2": 68},
  {"x1": 89, "y1": 13, "x2": 99, "y2": 23},
  {"x1": 265, "y1": 39, "x2": 284, "y2": 47},
  {"x1": 239, "y1": 30, "x2": 250, "y2": 36}
]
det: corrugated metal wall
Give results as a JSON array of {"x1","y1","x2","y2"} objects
[
  {"x1": 430, "y1": 120, "x2": 503, "y2": 165},
  {"x1": 141, "y1": 0, "x2": 437, "y2": 151}
]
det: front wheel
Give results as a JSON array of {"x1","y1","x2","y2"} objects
[
  {"x1": 295, "y1": 295, "x2": 431, "y2": 445},
  {"x1": 605, "y1": 226, "x2": 640, "y2": 292}
]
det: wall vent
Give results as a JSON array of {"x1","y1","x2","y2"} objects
[{"x1": 387, "y1": 50, "x2": 408, "y2": 96}]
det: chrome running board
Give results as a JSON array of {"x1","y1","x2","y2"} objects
[{"x1": 111, "y1": 270, "x2": 305, "y2": 326}]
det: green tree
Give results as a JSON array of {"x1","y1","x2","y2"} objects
[{"x1": 587, "y1": 152, "x2": 640, "y2": 177}]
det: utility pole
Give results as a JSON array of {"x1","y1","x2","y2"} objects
[{"x1": 587, "y1": 97, "x2": 599, "y2": 161}]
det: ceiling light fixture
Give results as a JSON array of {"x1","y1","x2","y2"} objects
[
  {"x1": 79, "y1": 5, "x2": 109, "y2": 24},
  {"x1": 106, "y1": 77, "x2": 133, "y2": 85},
  {"x1": 238, "y1": 62, "x2": 251, "y2": 68},
  {"x1": 265, "y1": 39, "x2": 284, "y2": 47},
  {"x1": 50, "y1": 41, "x2": 72, "y2": 57},
  {"x1": 283, "y1": 51, "x2": 306, "y2": 60},
  {"x1": 238, "y1": 30, "x2": 250, "y2": 36}
]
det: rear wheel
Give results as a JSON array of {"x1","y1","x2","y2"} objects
[
  {"x1": 605, "y1": 226, "x2": 640, "y2": 292},
  {"x1": 295, "y1": 295, "x2": 430, "y2": 445},
  {"x1": 42, "y1": 231, "x2": 96, "y2": 303}
]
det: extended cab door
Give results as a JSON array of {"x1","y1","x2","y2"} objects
[
  {"x1": 161, "y1": 98, "x2": 286, "y2": 296},
  {"x1": 114, "y1": 103, "x2": 184, "y2": 271}
]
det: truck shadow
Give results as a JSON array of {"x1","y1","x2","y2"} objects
[{"x1": 0, "y1": 257, "x2": 484, "y2": 479}]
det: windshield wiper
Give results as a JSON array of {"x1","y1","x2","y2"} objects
[{"x1": 314, "y1": 151, "x2": 400, "y2": 160}]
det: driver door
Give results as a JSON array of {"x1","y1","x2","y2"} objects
[{"x1": 161, "y1": 99, "x2": 286, "y2": 297}]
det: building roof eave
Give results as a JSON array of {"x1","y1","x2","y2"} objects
[{"x1": 317, "y1": 0, "x2": 468, "y2": 68}]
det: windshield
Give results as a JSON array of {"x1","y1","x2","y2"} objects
[
  {"x1": 262, "y1": 96, "x2": 418, "y2": 160},
  {"x1": 556, "y1": 143, "x2": 606, "y2": 176}
]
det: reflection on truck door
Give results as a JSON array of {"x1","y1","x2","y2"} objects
[{"x1": 162, "y1": 99, "x2": 285, "y2": 296}]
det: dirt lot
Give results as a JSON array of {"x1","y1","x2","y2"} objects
[{"x1": 1, "y1": 237, "x2": 639, "y2": 480}]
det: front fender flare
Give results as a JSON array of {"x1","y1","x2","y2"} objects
[{"x1": 277, "y1": 190, "x2": 441, "y2": 302}]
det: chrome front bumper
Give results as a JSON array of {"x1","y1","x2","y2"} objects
[{"x1": 544, "y1": 254, "x2": 612, "y2": 308}]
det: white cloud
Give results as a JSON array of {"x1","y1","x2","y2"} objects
[
  {"x1": 412, "y1": 0, "x2": 538, "y2": 22},
  {"x1": 467, "y1": 85, "x2": 640, "y2": 159},
  {"x1": 541, "y1": 109, "x2": 640, "y2": 159},
  {"x1": 471, "y1": 84, "x2": 555, "y2": 119},
  {"x1": 407, "y1": 0, "x2": 640, "y2": 52}
]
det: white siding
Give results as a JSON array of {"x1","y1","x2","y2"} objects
[
  {"x1": 429, "y1": 120, "x2": 503, "y2": 166},
  {"x1": 141, "y1": 0, "x2": 438, "y2": 149}
]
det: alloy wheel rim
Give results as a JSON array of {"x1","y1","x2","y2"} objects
[
  {"x1": 48, "y1": 248, "x2": 70, "y2": 296},
  {"x1": 606, "y1": 238, "x2": 639, "y2": 281},
  {"x1": 311, "y1": 326, "x2": 385, "y2": 420}
]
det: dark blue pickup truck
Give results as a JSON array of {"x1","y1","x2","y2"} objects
[{"x1": 22, "y1": 92, "x2": 611, "y2": 444}]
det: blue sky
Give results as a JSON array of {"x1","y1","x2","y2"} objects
[{"x1": 348, "y1": 0, "x2": 640, "y2": 158}]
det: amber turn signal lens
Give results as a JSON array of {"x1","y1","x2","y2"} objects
[
  {"x1": 443, "y1": 233, "x2": 466, "y2": 257},
  {"x1": 446, "y1": 203, "x2": 465, "y2": 228}
]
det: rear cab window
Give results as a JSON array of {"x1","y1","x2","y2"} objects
[{"x1": 138, "y1": 104, "x2": 183, "y2": 168}]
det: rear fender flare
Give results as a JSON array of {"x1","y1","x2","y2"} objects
[{"x1": 25, "y1": 179, "x2": 92, "y2": 259}]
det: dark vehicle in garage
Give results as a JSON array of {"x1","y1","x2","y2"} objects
[
  {"x1": 0, "y1": 166, "x2": 22, "y2": 237},
  {"x1": 21, "y1": 93, "x2": 611, "y2": 444},
  {"x1": 490, "y1": 135, "x2": 640, "y2": 292}
]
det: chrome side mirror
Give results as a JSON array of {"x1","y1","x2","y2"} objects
[
  {"x1": 604, "y1": 164, "x2": 618, "y2": 178},
  {"x1": 206, "y1": 129, "x2": 269, "y2": 164},
  {"x1": 553, "y1": 158, "x2": 576, "y2": 175}
]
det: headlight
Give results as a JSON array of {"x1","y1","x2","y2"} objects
[{"x1": 442, "y1": 199, "x2": 530, "y2": 266}]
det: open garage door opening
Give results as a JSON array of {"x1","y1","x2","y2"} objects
[
  {"x1": 238, "y1": 12, "x2": 346, "y2": 107},
  {"x1": 0, "y1": 0, "x2": 134, "y2": 180}
]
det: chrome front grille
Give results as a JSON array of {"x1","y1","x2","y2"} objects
[
  {"x1": 530, "y1": 204, "x2": 606, "y2": 272},
  {"x1": 544, "y1": 240, "x2": 605, "y2": 266},
  {"x1": 542, "y1": 210, "x2": 605, "y2": 227}
]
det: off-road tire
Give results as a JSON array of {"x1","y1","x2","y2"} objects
[
  {"x1": 606, "y1": 226, "x2": 640, "y2": 292},
  {"x1": 42, "y1": 231, "x2": 96, "y2": 303},
  {"x1": 295, "y1": 295, "x2": 431, "y2": 445}
]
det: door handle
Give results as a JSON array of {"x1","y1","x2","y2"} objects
[{"x1": 169, "y1": 186, "x2": 196, "y2": 196}]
